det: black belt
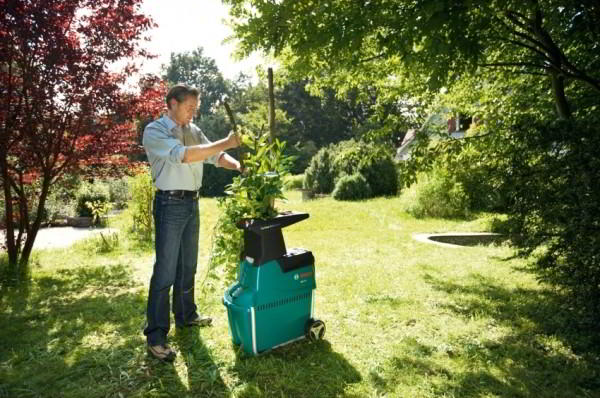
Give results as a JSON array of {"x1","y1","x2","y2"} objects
[{"x1": 156, "y1": 189, "x2": 201, "y2": 199}]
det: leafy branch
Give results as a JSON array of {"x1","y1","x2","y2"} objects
[{"x1": 202, "y1": 127, "x2": 292, "y2": 289}]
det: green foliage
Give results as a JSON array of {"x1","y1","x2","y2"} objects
[
  {"x1": 85, "y1": 200, "x2": 112, "y2": 227},
  {"x1": 332, "y1": 173, "x2": 372, "y2": 201},
  {"x1": 303, "y1": 146, "x2": 336, "y2": 194},
  {"x1": 333, "y1": 140, "x2": 398, "y2": 197},
  {"x1": 42, "y1": 173, "x2": 81, "y2": 222},
  {"x1": 208, "y1": 129, "x2": 291, "y2": 283},
  {"x1": 128, "y1": 169, "x2": 154, "y2": 240},
  {"x1": 402, "y1": 167, "x2": 470, "y2": 219},
  {"x1": 284, "y1": 174, "x2": 305, "y2": 190},
  {"x1": 446, "y1": 145, "x2": 506, "y2": 212},
  {"x1": 162, "y1": 47, "x2": 228, "y2": 117},
  {"x1": 107, "y1": 177, "x2": 130, "y2": 209},
  {"x1": 81, "y1": 231, "x2": 121, "y2": 253},
  {"x1": 75, "y1": 182, "x2": 110, "y2": 217},
  {"x1": 284, "y1": 140, "x2": 317, "y2": 174},
  {"x1": 304, "y1": 139, "x2": 398, "y2": 198},
  {"x1": 502, "y1": 119, "x2": 600, "y2": 324}
]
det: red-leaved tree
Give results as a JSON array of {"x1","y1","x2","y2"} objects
[{"x1": 0, "y1": 0, "x2": 155, "y2": 280}]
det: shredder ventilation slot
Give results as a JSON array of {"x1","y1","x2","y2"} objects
[{"x1": 256, "y1": 292, "x2": 311, "y2": 312}]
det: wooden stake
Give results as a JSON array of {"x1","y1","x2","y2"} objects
[{"x1": 268, "y1": 67, "x2": 275, "y2": 142}]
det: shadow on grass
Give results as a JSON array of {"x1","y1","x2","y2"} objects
[
  {"x1": 231, "y1": 339, "x2": 361, "y2": 398},
  {"x1": 369, "y1": 272, "x2": 600, "y2": 398},
  {"x1": 174, "y1": 326, "x2": 229, "y2": 397},
  {"x1": 0, "y1": 263, "x2": 229, "y2": 398}
]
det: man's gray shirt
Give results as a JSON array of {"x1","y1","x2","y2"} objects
[{"x1": 142, "y1": 115, "x2": 224, "y2": 191}]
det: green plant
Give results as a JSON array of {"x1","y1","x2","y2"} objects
[
  {"x1": 207, "y1": 128, "x2": 291, "y2": 284},
  {"x1": 303, "y1": 146, "x2": 336, "y2": 194},
  {"x1": 128, "y1": 168, "x2": 154, "y2": 240},
  {"x1": 332, "y1": 173, "x2": 372, "y2": 201},
  {"x1": 75, "y1": 181, "x2": 109, "y2": 217},
  {"x1": 403, "y1": 167, "x2": 470, "y2": 219},
  {"x1": 85, "y1": 200, "x2": 112, "y2": 227},
  {"x1": 284, "y1": 174, "x2": 305, "y2": 190},
  {"x1": 334, "y1": 141, "x2": 398, "y2": 197},
  {"x1": 107, "y1": 177, "x2": 130, "y2": 209}
]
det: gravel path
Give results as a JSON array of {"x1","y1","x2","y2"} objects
[{"x1": 1, "y1": 226, "x2": 117, "y2": 250}]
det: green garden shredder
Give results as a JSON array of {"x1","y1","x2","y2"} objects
[{"x1": 222, "y1": 211, "x2": 325, "y2": 355}]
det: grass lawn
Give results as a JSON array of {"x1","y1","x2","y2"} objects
[{"x1": 1, "y1": 190, "x2": 599, "y2": 397}]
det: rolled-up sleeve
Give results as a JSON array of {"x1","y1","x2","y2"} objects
[
  {"x1": 195, "y1": 127, "x2": 224, "y2": 167},
  {"x1": 143, "y1": 124, "x2": 186, "y2": 164}
]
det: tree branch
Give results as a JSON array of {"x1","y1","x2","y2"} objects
[
  {"x1": 358, "y1": 53, "x2": 387, "y2": 64},
  {"x1": 490, "y1": 36, "x2": 551, "y2": 62},
  {"x1": 479, "y1": 62, "x2": 547, "y2": 70}
]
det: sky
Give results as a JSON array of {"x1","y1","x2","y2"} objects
[{"x1": 137, "y1": 0, "x2": 264, "y2": 82}]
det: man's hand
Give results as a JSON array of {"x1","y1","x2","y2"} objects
[{"x1": 225, "y1": 130, "x2": 241, "y2": 149}]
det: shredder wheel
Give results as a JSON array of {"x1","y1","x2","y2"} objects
[{"x1": 305, "y1": 319, "x2": 326, "y2": 342}]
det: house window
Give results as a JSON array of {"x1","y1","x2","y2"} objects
[{"x1": 447, "y1": 113, "x2": 473, "y2": 133}]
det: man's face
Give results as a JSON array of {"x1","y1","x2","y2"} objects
[{"x1": 170, "y1": 95, "x2": 198, "y2": 126}]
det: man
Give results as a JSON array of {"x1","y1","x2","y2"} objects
[{"x1": 142, "y1": 84, "x2": 241, "y2": 361}]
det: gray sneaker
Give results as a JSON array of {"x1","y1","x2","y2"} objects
[
  {"x1": 185, "y1": 314, "x2": 213, "y2": 327},
  {"x1": 147, "y1": 343, "x2": 177, "y2": 362}
]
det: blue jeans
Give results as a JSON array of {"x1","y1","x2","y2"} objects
[{"x1": 144, "y1": 192, "x2": 200, "y2": 346}]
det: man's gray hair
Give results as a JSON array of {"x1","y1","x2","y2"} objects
[{"x1": 166, "y1": 84, "x2": 200, "y2": 109}]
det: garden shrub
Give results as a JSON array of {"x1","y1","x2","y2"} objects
[
  {"x1": 332, "y1": 140, "x2": 398, "y2": 197},
  {"x1": 450, "y1": 145, "x2": 507, "y2": 212},
  {"x1": 44, "y1": 191, "x2": 76, "y2": 222},
  {"x1": 107, "y1": 177, "x2": 130, "y2": 209},
  {"x1": 75, "y1": 181, "x2": 110, "y2": 217},
  {"x1": 403, "y1": 167, "x2": 470, "y2": 219},
  {"x1": 303, "y1": 146, "x2": 336, "y2": 194},
  {"x1": 502, "y1": 118, "x2": 600, "y2": 326},
  {"x1": 284, "y1": 174, "x2": 304, "y2": 190},
  {"x1": 332, "y1": 173, "x2": 372, "y2": 201},
  {"x1": 129, "y1": 169, "x2": 154, "y2": 240},
  {"x1": 356, "y1": 151, "x2": 398, "y2": 197},
  {"x1": 304, "y1": 139, "x2": 399, "y2": 199},
  {"x1": 285, "y1": 140, "x2": 318, "y2": 175}
]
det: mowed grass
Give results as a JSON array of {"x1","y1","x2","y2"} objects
[{"x1": 1, "y1": 190, "x2": 599, "y2": 398}]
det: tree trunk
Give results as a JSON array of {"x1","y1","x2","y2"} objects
[
  {"x1": 0, "y1": 156, "x2": 18, "y2": 268},
  {"x1": 551, "y1": 73, "x2": 571, "y2": 120},
  {"x1": 17, "y1": 177, "x2": 51, "y2": 278}
]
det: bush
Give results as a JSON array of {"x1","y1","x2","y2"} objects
[
  {"x1": 333, "y1": 140, "x2": 398, "y2": 197},
  {"x1": 75, "y1": 181, "x2": 110, "y2": 217},
  {"x1": 129, "y1": 169, "x2": 154, "y2": 240},
  {"x1": 502, "y1": 119, "x2": 600, "y2": 325},
  {"x1": 303, "y1": 146, "x2": 336, "y2": 194},
  {"x1": 332, "y1": 173, "x2": 372, "y2": 201},
  {"x1": 284, "y1": 174, "x2": 304, "y2": 190},
  {"x1": 285, "y1": 140, "x2": 318, "y2": 174},
  {"x1": 107, "y1": 177, "x2": 130, "y2": 209},
  {"x1": 44, "y1": 191, "x2": 76, "y2": 221},
  {"x1": 403, "y1": 167, "x2": 470, "y2": 218},
  {"x1": 357, "y1": 151, "x2": 398, "y2": 197},
  {"x1": 450, "y1": 145, "x2": 507, "y2": 212}
]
